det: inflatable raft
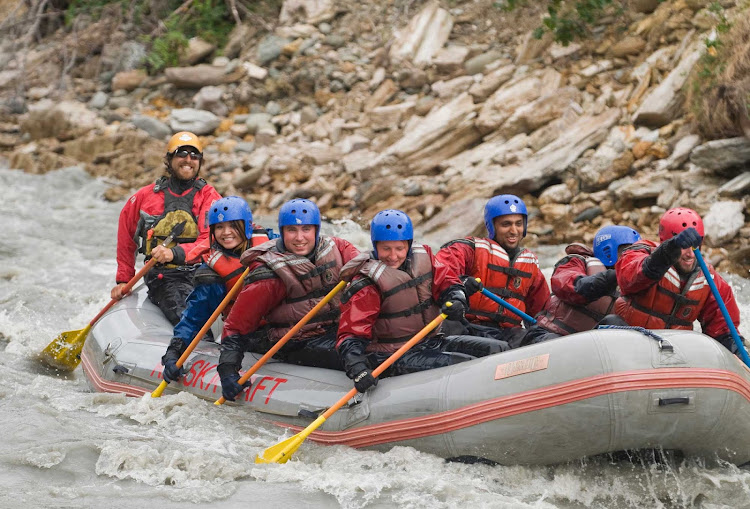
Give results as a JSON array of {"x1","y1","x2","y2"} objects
[{"x1": 81, "y1": 285, "x2": 750, "y2": 466}]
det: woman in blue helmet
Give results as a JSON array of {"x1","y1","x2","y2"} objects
[
  {"x1": 160, "y1": 196, "x2": 270, "y2": 384},
  {"x1": 523, "y1": 225, "x2": 641, "y2": 345},
  {"x1": 335, "y1": 210, "x2": 507, "y2": 394},
  {"x1": 434, "y1": 194, "x2": 550, "y2": 347},
  {"x1": 217, "y1": 198, "x2": 360, "y2": 402}
]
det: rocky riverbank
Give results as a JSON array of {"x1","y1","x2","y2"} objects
[{"x1": 1, "y1": 0, "x2": 748, "y2": 275}]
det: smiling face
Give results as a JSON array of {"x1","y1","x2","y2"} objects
[
  {"x1": 675, "y1": 247, "x2": 697, "y2": 273},
  {"x1": 213, "y1": 222, "x2": 243, "y2": 250},
  {"x1": 282, "y1": 224, "x2": 317, "y2": 256},
  {"x1": 492, "y1": 214, "x2": 524, "y2": 250},
  {"x1": 376, "y1": 240, "x2": 409, "y2": 268},
  {"x1": 169, "y1": 146, "x2": 201, "y2": 181}
]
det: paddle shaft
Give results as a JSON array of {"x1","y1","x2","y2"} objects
[
  {"x1": 480, "y1": 287, "x2": 537, "y2": 324},
  {"x1": 151, "y1": 267, "x2": 250, "y2": 397},
  {"x1": 214, "y1": 279, "x2": 348, "y2": 406},
  {"x1": 91, "y1": 223, "x2": 186, "y2": 326},
  {"x1": 90, "y1": 258, "x2": 158, "y2": 326},
  {"x1": 323, "y1": 312, "x2": 446, "y2": 419},
  {"x1": 260, "y1": 312, "x2": 446, "y2": 463},
  {"x1": 693, "y1": 248, "x2": 750, "y2": 366}
]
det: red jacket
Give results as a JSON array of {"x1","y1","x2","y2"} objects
[
  {"x1": 615, "y1": 240, "x2": 740, "y2": 338},
  {"x1": 115, "y1": 179, "x2": 221, "y2": 283},
  {"x1": 222, "y1": 237, "x2": 360, "y2": 339},
  {"x1": 433, "y1": 239, "x2": 550, "y2": 326},
  {"x1": 535, "y1": 245, "x2": 616, "y2": 335}
]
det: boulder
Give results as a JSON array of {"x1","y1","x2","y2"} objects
[
  {"x1": 168, "y1": 108, "x2": 221, "y2": 135},
  {"x1": 389, "y1": 1, "x2": 453, "y2": 66},
  {"x1": 704, "y1": 201, "x2": 745, "y2": 246},
  {"x1": 634, "y1": 39, "x2": 705, "y2": 127}
]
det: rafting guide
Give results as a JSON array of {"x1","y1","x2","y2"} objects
[{"x1": 110, "y1": 132, "x2": 222, "y2": 325}]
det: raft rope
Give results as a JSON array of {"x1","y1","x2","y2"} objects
[{"x1": 596, "y1": 325, "x2": 673, "y2": 351}]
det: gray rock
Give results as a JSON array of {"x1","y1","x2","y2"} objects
[
  {"x1": 573, "y1": 206, "x2": 603, "y2": 223},
  {"x1": 257, "y1": 35, "x2": 291, "y2": 65},
  {"x1": 265, "y1": 101, "x2": 282, "y2": 116},
  {"x1": 88, "y1": 91, "x2": 109, "y2": 110},
  {"x1": 718, "y1": 172, "x2": 750, "y2": 197},
  {"x1": 235, "y1": 141, "x2": 256, "y2": 154},
  {"x1": 704, "y1": 201, "x2": 745, "y2": 245},
  {"x1": 464, "y1": 50, "x2": 504, "y2": 75},
  {"x1": 132, "y1": 114, "x2": 171, "y2": 139},
  {"x1": 246, "y1": 113, "x2": 274, "y2": 134},
  {"x1": 169, "y1": 108, "x2": 221, "y2": 135},
  {"x1": 690, "y1": 137, "x2": 750, "y2": 171}
]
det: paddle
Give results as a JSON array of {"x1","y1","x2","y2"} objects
[
  {"x1": 693, "y1": 248, "x2": 750, "y2": 367},
  {"x1": 255, "y1": 305, "x2": 450, "y2": 464},
  {"x1": 151, "y1": 266, "x2": 250, "y2": 398},
  {"x1": 39, "y1": 221, "x2": 187, "y2": 371},
  {"x1": 214, "y1": 279, "x2": 349, "y2": 406},
  {"x1": 478, "y1": 284, "x2": 537, "y2": 324}
]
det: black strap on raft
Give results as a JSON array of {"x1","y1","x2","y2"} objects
[{"x1": 596, "y1": 325, "x2": 673, "y2": 352}]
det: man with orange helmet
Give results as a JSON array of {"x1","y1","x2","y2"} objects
[
  {"x1": 613, "y1": 207, "x2": 743, "y2": 351},
  {"x1": 110, "y1": 132, "x2": 221, "y2": 325}
]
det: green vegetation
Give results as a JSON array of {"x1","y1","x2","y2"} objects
[
  {"x1": 687, "y1": 3, "x2": 750, "y2": 140},
  {"x1": 499, "y1": 0, "x2": 620, "y2": 46},
  {"x1": 64, "y1": 0, "x2": 237, "y2": 73}
]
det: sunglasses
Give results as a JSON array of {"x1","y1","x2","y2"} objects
[{"x1": 174, "y1": 149, "x2": 203, "y2": 160}]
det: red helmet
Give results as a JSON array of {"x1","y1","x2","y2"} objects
[{"x1": 658, "y1": 207, "x2": 704, "y2": 242}]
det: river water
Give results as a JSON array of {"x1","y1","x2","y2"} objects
[{"x1": 1, "y1": 166, "x2": 749, "y2": 509}]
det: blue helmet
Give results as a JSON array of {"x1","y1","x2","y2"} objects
[
  {"x1": 593, "y1": 225, "x2": 641, "y2": 267},
  {"x1": 484, "y1": 194, "x2": 528, "y2": 239},
  {"x1": 208, "y1": 196, "x2": 253, "y2": 238},
  {"x1": 278, "y1": 198, "x2": 321, "y2": 247},
  {"x1": 371, "y1": 209, "x2": 413, "y2": 257}
]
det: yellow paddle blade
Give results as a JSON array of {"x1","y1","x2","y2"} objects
[
  {"x1": 255, "y1": 433, "x2": 305, "y2": 464},
  {"x1": 151, "y1": 380, "x2": 169, "y2": 398},
  {"x1": 256, "y1": 415, "x2": 327, "y2": 464},
  {"x1": 38, "y1": 325, "x2": 91, "y2": 371}
]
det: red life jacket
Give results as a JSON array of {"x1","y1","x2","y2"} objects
[
  {"x1": 536, "y1": 247, "x2": 616, "y2": 335},
  {"x1": 462, "y1": 237, "x2": 542, "y2": 328},
  {"x1": 615, "y1": 243, "x2": 710, "y2": 329},
  {"x1": 341, "y1": 244, "x2": 439, "y2": 354},
  {"x1": 139, "y1": 177, "x2": 205, "y2": 267},
  {"x1": 242, "y1": 236, "x2": 343, "y2": 342}
]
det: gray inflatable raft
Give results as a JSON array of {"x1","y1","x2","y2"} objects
[{"x1": 81, "y1": 285, "x2": 750, "y2": 466}]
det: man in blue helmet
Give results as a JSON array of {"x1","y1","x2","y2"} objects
[
  {"x1": 216, "y1": 198, "x2": 360, "y2": 402},
  {"x1": 335, "y1": 210, "x2": 507, "y2": 393},
  {"x1": 523, "y1": 225, "x2": 641, "y2": 344},
  {"x1": 434, "y1": 194, "x2": 550, "y2": 347},
  {"x1": 159, "y1": 196, "x2": 271, "y2": 383}
]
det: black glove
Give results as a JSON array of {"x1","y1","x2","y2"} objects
[
  {"x1": 353, "y1": 367, "x2": 378, "y2": 393},
  {"x1": 715, "y1": 332, "x2": 745, "y2": 354},
  {"x1": 574, "y1": 269, "x2": 618, "y2": 301},
  {"x1": 673, "y1": 227, "x2": 702, "y2": 249},
  {"x1": 338, "y1": 336, "x2": 379, "y2": 393},
  {"x1": 161, "y1": 337, "x2": 187, "y2": 383},
  {"x1": 461, "y1": 276, "x2": 484, "y2": 297},
  {"x1": 220, "y1": 373, "x2": 251, "y2": 402},
  {"x1": 643, "y1": 239, "x2": 682, "y2": 280},
  {"x1": 441, "y1": 300, "x2": 466, "y2": 321}
]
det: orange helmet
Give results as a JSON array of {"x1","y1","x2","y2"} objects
[{"x1": 167, "y1": 132, "x2": 203, "y2": 154}]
